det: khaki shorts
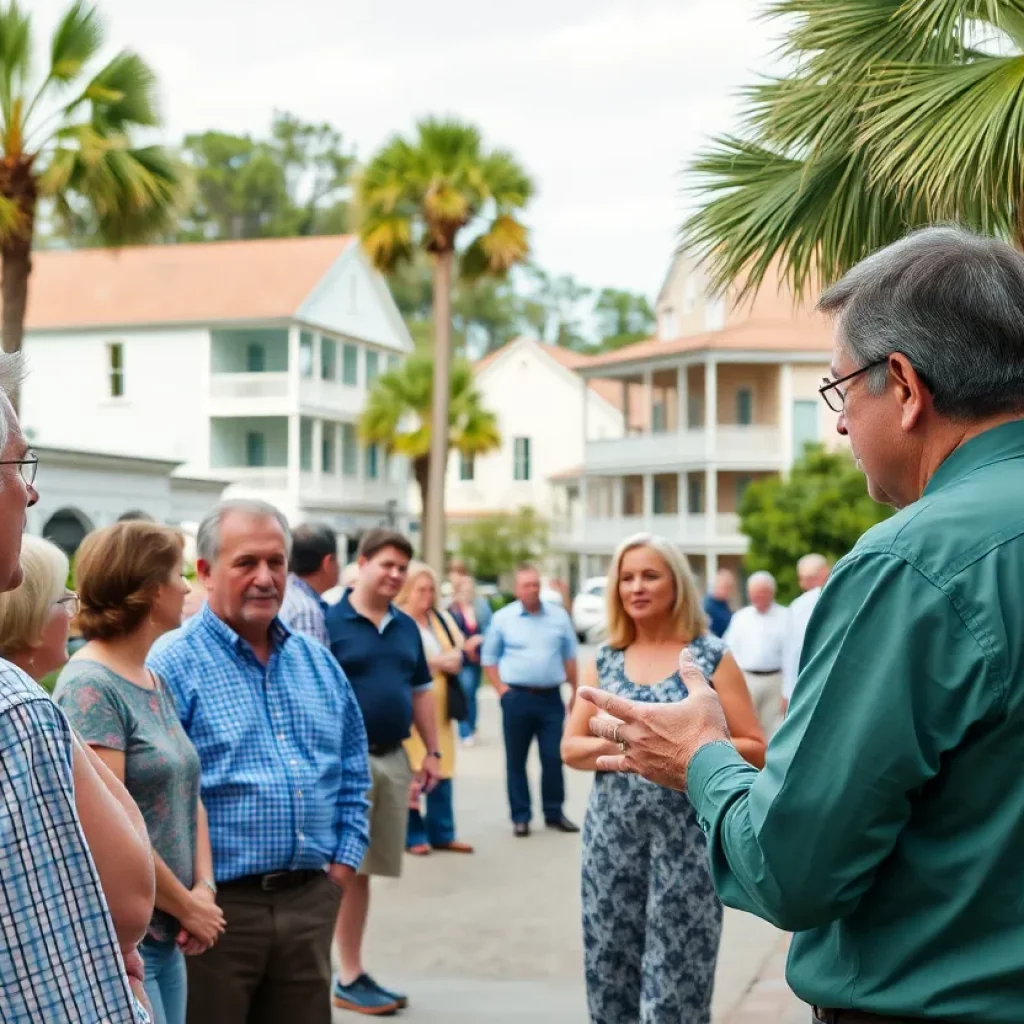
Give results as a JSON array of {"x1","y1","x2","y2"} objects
[{"x1": 359, "y1": 747, "x2": 413, "y2": 878}]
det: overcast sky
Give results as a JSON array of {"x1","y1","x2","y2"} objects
[{"x1": 34, "y1": 0, "x2": 778, "y2": 300}]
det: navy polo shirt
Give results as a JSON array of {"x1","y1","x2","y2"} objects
[{"x1": 325, "y1": 590, "x2": 432, "y2": 748}]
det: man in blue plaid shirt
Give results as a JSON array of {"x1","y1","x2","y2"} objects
[
  {"x1": 148, "y1": 499, "x2": 371, "y2": 1024},
  {"x1": 279, "y1": 522, "x2": 340, "y2": 645}
]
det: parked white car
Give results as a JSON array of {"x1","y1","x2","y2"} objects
[{"x1": 572, "y1": 577, "x2": 607, "y2": 640}]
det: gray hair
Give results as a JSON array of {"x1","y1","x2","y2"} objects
[
  {"x1": 818, "y1": 226, "x2": 1024, "y2": 420},
  {"x1": 0, "y1": 353, "x2": 25, "y2": 456},
  {"x1": 797, "y1": 553, "x2": 828, "y2": 575},
  {"x1": 196, "y1": 499, "x2": 292, "y2": 563},
  {"x1": 747, "y1": 570, "x2": 776, "y2": 591}
]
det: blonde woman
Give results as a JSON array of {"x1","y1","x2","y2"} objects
[
  {"x1": 562, "y1": 534, "x2": 765, "y2": 1024},
  {"x1": 396, "y1": 562, "x2": 474, "y2": 854}
]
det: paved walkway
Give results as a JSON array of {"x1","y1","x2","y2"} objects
[{"x1": 336, "y1": 689, "x2": 808, "y2": 1022}]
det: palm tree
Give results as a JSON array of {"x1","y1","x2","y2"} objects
[
  {"x1": 0, "y1": 1, "x2": 185, "y2": 370},
  {"x1": 356, "y1": 117, "x2": 533, "y2": 572},
  {"x1": 359, "y1": 353, "x2": 501, "y2": 535},
  {"x1": 683, "y1": 0, "x2": 1024, "y2": 303}
]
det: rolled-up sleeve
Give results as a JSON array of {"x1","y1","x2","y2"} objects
[
  {"x1": 331, "y1": 669, "x2": 372, "y2": 869},
  {"x1": 481, "y1": 618, "x2": 504, "y2": 667},
  {"x1": 687, "y1": 551, "x2": 996, "y2": 932}
]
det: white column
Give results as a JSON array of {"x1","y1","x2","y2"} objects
[
  {"x1": 642, "y1": 368, "x2": 654, "y2": 434},
  {"x1": 704, "y1": 358, "x2": 718, "y2": 458},
  {"x1": 706, "y1": 550, "x2": 719, "y2": 584},
  {"x1": 312, "y1": 333, "x2": 322, "y2": 382},
  {"x1": 287, "y1": 414, "x2": 301, "y2": 502},
  {"x1": 780, "y1": 362, "x2": 794, "y2": 473},
  {"x1": 613, "y1": 476, "x2": 624, "y2": 525},
  {"x1": 287, "y1": 326, "x2": 300, "y2": 401},
  {"x1": 579, "y1": 474, "x2": 589, "y2": 545},
  {"x1": 706, "y1": 468, "x2": 718, "y2": 544},
  {"x1": 643, "y1": 472, "x2": 654, "y2": 531}
]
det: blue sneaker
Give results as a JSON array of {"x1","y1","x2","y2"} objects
[
  {"x1": 365, "y1": 975, "x2": 408, "y2": 1009},
  {"x1": 332, "y1": 973, "x2": 400, "y2": 1016}
]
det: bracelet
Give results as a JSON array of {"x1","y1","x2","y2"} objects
[{"x1": 198, "y1": 878, "x2": 217, "y2": 895}]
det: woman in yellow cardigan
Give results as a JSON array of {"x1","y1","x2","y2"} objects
[{"x1": 397, "y1": 562, "x2": 474, "y2": 855}]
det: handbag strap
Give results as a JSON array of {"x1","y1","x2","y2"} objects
[{"x1": 431, "y1": 608, "x2": 457, "y2": 649}]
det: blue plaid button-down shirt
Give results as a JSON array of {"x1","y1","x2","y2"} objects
[
  {"x1": 0, "y1": 660, "x2": 147, "y2": 1022},
  {"x1": 279, "y1": 574, "x2": 330, "y2": 646},
  {"x1": 148, "y1": 604, "x2": 371, "y2": 880}
]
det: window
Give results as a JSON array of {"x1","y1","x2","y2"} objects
[
  {"x1": 342, "y1": 344, "x2": 358, "y2": 386},
  {"x1": 299, "y1": 332, "x2": 314, "y2": 378},
  {"x1": 792, "y1": 400, "x2": 819, "y2": 461},
  {"x1": 653, "y1": 474, "x2": 678, "y2": 515},
  {"x1": 736, "y1": 475, "x2": 752, "y2": 507},
  {"x1": 341, "y1": 423, "x2": 358, "y2": 476},
  {"x1": 459, "y1": 451, "x2": 475, "y2": 481},
  {"x1": 687, "y1": 475, "x2": 704, "y2": 515},
  {"x1": 107, "y1": 343, "x2": 124, "y2": 398},
  {"x1": 513, "y1": 437, "x2": 531, "y2": 481},
  {"x1": 365, "y1": 350, "x2": 380, "y2": 384},
  {"x1": 652, "y1": 401, "x2": 667, "y2": 433},
  {"x1": 736, "y1": 387, "x2": 753, "y2": 426},
  {"x1": 704, "y1": 294, "x2": 726, "y2": 330},
  {"x1": 365, "y1": 443, "x2": 379, "y2": 480},
  {"x1": 322, "y1": 424, "x2": 336, "y2": 474},
  {"x1": 245, "y1": 431, "x2": 266, "y2": 467},
  {"x1": 321, "y1": 338, "x2": 337, "y2": 381},
  {"x1": 300, "y1": 418, "x2": 313, "y2": 472},
  {"x1": 246, "y1": 343, "x2": 265, "y2": 373}
]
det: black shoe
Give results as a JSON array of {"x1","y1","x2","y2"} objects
[
  {"x1": 546, "y1": 816, "x2": 580, "y2": 833},
  {"x1": 513, "y1": 822, "x2": 530, "y2": 837}
]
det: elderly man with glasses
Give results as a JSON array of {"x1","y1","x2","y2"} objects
[{"x1": 581, "y1": 226, "x2": 1024, "y2": 1024}]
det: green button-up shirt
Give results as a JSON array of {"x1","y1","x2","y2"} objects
[{"x1": 688, "y1": 420, "x2": 1024, "y2": 1022}]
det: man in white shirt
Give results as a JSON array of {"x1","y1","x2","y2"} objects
[
  {"x1": 724, "y1": 571, "x2": 788, "y2": 736},
  {"x1": 781, "y1": 553, "x2": 831, "y2": 714}
]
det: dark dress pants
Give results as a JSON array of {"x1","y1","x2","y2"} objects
[{"x1": 500, "y1": 686, "x2": 566, "y2": 824}]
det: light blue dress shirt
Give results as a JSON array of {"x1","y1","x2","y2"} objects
[{"x1": 481, "y1": 600, "x2": 578, "y2": 687}]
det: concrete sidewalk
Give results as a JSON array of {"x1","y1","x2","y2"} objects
[{"x1": 338, "y1": 688, "x2": 806, "y2": 1023}]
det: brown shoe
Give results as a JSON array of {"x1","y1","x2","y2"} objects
[
  {"x1": 406, "y1": 843, "x2": 431, "y2": 856},
  {"x1": 432, "y1": 841, "x2": 474, "y2": 853}
]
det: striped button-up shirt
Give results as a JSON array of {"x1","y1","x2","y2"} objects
[
  {"x1": 148, "y1": 603, "x2": 371, "y2": 880},
  {"x1": 279, "y1": 574, "x2": 329, "y2": 646},
  {"x1": 0, "y1": 660, "x2": 148, "y2": 1022}
]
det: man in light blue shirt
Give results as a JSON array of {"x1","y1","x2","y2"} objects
[{"x1": 482, "y1": 565, "x2": 579, "y2": 836}]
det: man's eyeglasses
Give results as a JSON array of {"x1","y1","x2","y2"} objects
[
  {"x1": 55, "y1": 591, "x2": 80, "y2": 617},
  {"x1": 819, "y1": 360, "x2": 887, "y2": 413},
  {"x1": 0, "y1": 450, "x2": 38, "y2": 487}
]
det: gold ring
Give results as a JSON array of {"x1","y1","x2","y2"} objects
[
  {"x1": 618, "y1": 741, "x2": 626, "y2": 754},
  {"x1": 612, "y1": 724, "x2": 621, "y2": 745}
]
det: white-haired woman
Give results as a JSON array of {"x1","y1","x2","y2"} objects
[{"x1": 562, "y1": 534, "x2": 766, "y2": 1024}]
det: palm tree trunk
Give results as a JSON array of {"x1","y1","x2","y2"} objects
[
  {"x1": 413, "y1": 454, "x2": 430, "y2": 547},
  {"x1": 0, "y1": 162, "x2": 38, "y2": 413},
  {"x1": 424, "y1": 248, "x2": 453, "y2": 575}
]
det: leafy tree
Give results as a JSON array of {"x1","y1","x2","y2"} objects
[
  {"x1": 683, "y1": 0, "x2": 1024, "y2": 303},
  {"x1": 592, "y1": 288, "x2": 655, "y2": 351},
  {"x1": 739, "y1": 444, "x2": 893, "y2": 603},
  {"x1": 0, "y1": 0, "x2": 184, "y2": 366},
  {"x1": 456, "y1": 507, "x2": 548, "y2": 581},
  {"x1": 357, "y1": 117, "x2": 533, "y2": 572},
  {"x1": 359, "y1": 352, "x2": 501, "y2": 526},
  {"x1": 523, "y1": 268, "x2": 592, "y2": 350},
  {"x1": 175, "y1": 111, "x2": 355, "y2": 240}
]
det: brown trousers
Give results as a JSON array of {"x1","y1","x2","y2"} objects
[{"x1": 185, "y1": 874, "x2": 342, "y2": 1024}]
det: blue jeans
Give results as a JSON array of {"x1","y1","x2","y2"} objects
[
  {"x1": 140, "y1": 938, "x2": 187, "y2": 1024},
  {"x1": 500, "y1": 687, "x2": 566, "y2": 824},
  {"x1": 407, "y1": 777, "x2": 456, "y2": 847},
  {"x1": 458, "y1": 663, "x2": 483, "y2": 739}
]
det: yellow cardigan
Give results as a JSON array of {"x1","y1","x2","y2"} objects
[{"x1": 404, "y1": 608, "x2": 464, "y2": 781}]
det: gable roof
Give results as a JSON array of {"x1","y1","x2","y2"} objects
[
  {"x1": 580, "y1": 317, "x2": 833, "y2": 371},
  {"x1": 475, "y1": 338, "x2": 623, "y2": 409},
  {"x1": 25, "y1": 235, "x2": 357, "y2": 331}
]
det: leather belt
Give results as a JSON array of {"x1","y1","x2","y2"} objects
[
  {"x1": 220, "y1": 869, "x2": 321, "y2": 893},
  {"x1": 510, "y1": 685, "x2": 560, "y2": 695},
  {"x1": 746, "y1": 668, "x2": 782, "y2": 676}
]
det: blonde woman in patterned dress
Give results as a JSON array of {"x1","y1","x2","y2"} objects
[{"x1": 563, "y1": 534, "x2": 766, "y2": 1024}]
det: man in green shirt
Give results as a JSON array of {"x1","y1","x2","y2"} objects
[{"x1": 582, "y1": 227, "x2": 1024, "y2": 1023}]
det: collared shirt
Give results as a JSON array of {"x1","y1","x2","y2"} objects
[
  {"x1": 781, "y1": 586, "x2": 821, "y2": 701},
  {"x1": 0, "y1": 660, "x2": 146, "y2": 1023},
  {"x1": 325, "y1": 590, "x2": 432, "y2": 749},
  {"x1": 722, "y1": 602, "x2": 787, "y2": 672},
  {"x1": 147, "y1": 604, "x2": 371, "y2": 880},
  {"x1": 279, "y1": 574, "x2": 330, "y2": 646},
  {"x1": 702, "y1": 594, "x2": 733, "y2": 638},
  {"x1": 481, "y1": 600, "x2": 578, "y2": 687},
  {"x1": 687, "y1": 420, "x2": 1024, "y2": 1021}
]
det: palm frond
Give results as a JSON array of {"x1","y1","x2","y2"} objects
[
  {"x1": 0, "y1": 1, "x2": 31, "y2": 143},
  {"x1": 359, "y1": 213, "x2": 414, "y2": 272},
  {"x1": 79, "y1": 51, "x2": 159, "y2": 132},
  {"x1": 48, "y1": 0, "x2": 102, "y2": 85},
  {"x1": 461, "y1": 214, "x2": 529, "y2": 279}
]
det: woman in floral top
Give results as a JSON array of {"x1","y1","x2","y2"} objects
[{"x1": 55, "y1": 521, "x2": 224, "y2": 1024}]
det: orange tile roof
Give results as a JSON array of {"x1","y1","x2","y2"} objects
[
  {"x1": 581, "y1": 317, "x2": 834, "y2": 370},
  {"x1": 25, "y1": 235, "x2": 356, "y2": 330},
  {"x1": 474, "y1": 338, "x2": 623, "y2": 409}
]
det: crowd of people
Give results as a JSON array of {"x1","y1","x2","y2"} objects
[{"x1": 3, "y1": 225, "x2": 1024, "y2": 1024}]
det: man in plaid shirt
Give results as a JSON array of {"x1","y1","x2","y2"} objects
[
  {"x1": 0, "y1": 361, "x2": 153, "y2": 1022},
  {"x1": 149, "y1": 499, "x2": 370, "y2": 1024}
]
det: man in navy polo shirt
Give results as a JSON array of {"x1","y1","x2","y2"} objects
[{"x1": 325, "y1": 528, "x2": 440, "y2": 1016}]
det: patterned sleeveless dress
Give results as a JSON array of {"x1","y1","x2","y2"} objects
[{"x1": 581, "y1": 636, "x2": 726, "y2": 1024}]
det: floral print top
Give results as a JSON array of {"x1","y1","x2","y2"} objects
[{"x1": 54, "y1": 660, "x2": 201, "y2": 942}]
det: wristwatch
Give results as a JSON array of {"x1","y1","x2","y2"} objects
[
  {"x1": 199, "y1": 878, "x2": 217, "y2": 895},
  {"x1": 426, "y1": 751, "x2": 442, "y2": 760}
]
